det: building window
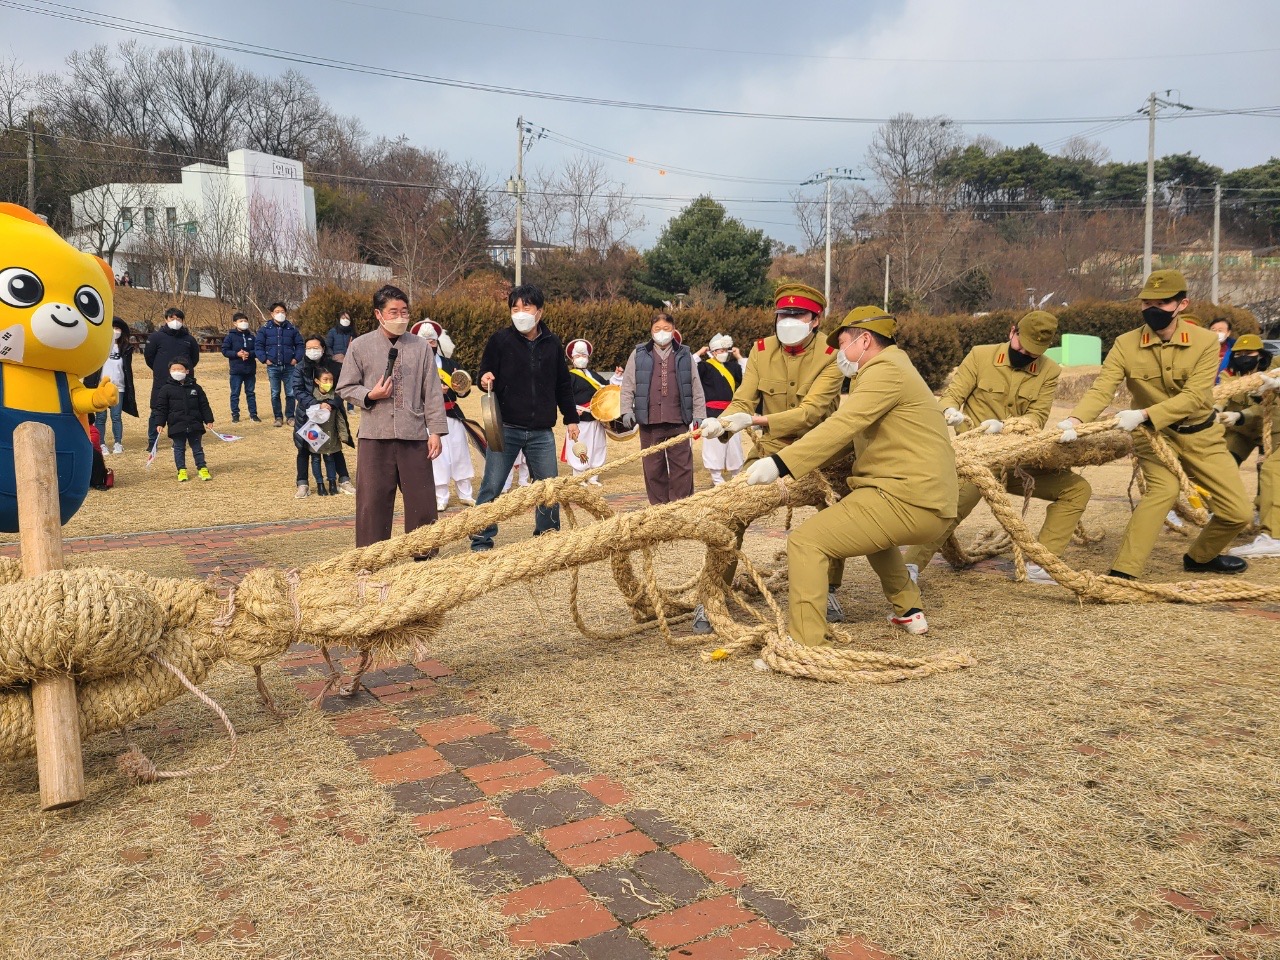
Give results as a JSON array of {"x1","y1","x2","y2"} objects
[
  {"x1": 183, "y1": 269, "x2": 200, "y2": 294},
  {"x1": 166, "y1": 207, "x2": 177, "y2": 231},
  {"x1": 143, "y1": 207, "x2": 155, "y2": 232},
  {"x1": 128, "y1": 262, "x2": 152, "y2": 288},
  {"x1": 120, "y1": 207, "x2": 133, "y2": 231}
]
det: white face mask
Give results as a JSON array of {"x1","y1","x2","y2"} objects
[
  {"x1": 836, "y1": 338, "x2": 867, "y2": 378},
  {"x1": 167, "y1": 318, "x2": 183, "y2": 331},
  {"x1": 170, "y1": 369, "x2": 185, "y2": 381},
  {"x1": 652, "y1": 329, "x2": 674, "y2": 347},
  {"x1": 235, "y1": 320, "x2": 249, "y2": 331},
  {"x1": 273, "y1": 312, "x2": 286, "y2": 324},
  {"x1": 776, "y1": 317, "x2": 812, "y2": 346},
  {"x1": 112, "y1": 329, "x2": 121, "y2": 341},
  {"x1": 305, "y1": 348, "x2": 323, "y2": 361},
  {"x1": 572, "y1": 355, "x2": 590, "y2": 368},
  {"x1": 339, "y1": 318, "x2": 351, "y2": 327},
  {"x1": 712, "y1": 350, "x2": 729, "y2": 363},
  {"x1": 1217, "y1": 331, "x2": 1228, "y2": 343},
  {"x1": 512, "y1": 311, "x2": 538, "y2": 334}
]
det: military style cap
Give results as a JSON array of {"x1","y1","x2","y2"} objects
[
  {"x1": 827, "y1": 305, "x2": 897, "y2": 348},
  {"x1": 1016, "y1": 310, "x2": 1058, "y2": 355},
  {"x1": 774, "y1": 282, "x2": 826, "y2": 315},
  {"x1": 1139, "y1": 269, "x2": 1188, "y2": 300},
  {"x1": 1234, "y1": 333, "x2": 1264, "y2": 351}
]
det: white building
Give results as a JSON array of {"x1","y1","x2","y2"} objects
[{"x1": 70, "y1": 149, "x2": 387, "y2": 297}]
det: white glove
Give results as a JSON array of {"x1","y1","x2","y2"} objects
[
  {"x1": 746, "y1": 457, "x2": 780, "y2": 485},
  {"x1": 943, "y1": 407, "x2": 965, "y2": 427},
  {"x1": 979, "y1": 419, "x2": 1003, "y2": 435},
  {"x1": 699, "y1": 417, "x2": 726, "y2": 439},
  {"x1": 1115, "y1": 409, "x2": 1148, "y2": 432},
  {"x1": 722, "y1": 412, "x2": 755, "y2": 434},
  {"x1": 1216, "y1": 410, "x2": 1242, "y2": 426},
  {"x1": 1056, "y1": 418, "x2": 1079, "y2": 443},
  {"x1": 1260, "y1": 374, "x2": 1280, "y2": 394}
]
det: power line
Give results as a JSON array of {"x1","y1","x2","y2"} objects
[
  {"x1": 326, "y1": 0, "x2": 1280, "y2": 66},
  {"x1": 3, "y1": 0, "x2": 1256, "y2": 127}
]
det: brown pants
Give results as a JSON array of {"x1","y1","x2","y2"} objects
[
  {"x1": 640, "y1": 422, "x2": 694, "y2": 504},
  {"x1": 355, "y1": 438, "x2": 438, "y2": 547}
]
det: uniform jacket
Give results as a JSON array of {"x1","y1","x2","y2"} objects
[
  {"x1": 778, "y1": 345, "x2": 957, "y2": 517},
  {"x1": 1226, "y1": 354, "x2": 1280, "y2": 443},
  {"x1": 221, "y1": 329, "x2": 258, "y2": 376},
  {"x1": 153, "y1": 374, "x2": 214, "y2": 436},
  {"x1": 620, "y1": 342, "x2": 706, "y2": 426},
  {"x1": 942, "y1": 342, "x2": 1059, "y2": 431},
  {"x1": 336, "y1": 330, "x2": 449, "y2": 441},
  {"x1": 1071, "y1": 317, "x2": 1220, "y2": 431},
  {"x1": 477, "y1": 324, "x2": 579, "y2": 431},
  {"x1": 722, "y1": 333, "x2": 843, "y2": 459},
  {"x1": 697, "y1": 355, "x2": 746, "y2": 412},
  {"x1": 143, "y1": 325, "x2": 200, "y2": 392},
  {"x1": 255, "y1": 319, "x2": 303, "y2": 366}
]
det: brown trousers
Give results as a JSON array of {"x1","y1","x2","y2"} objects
[
  {"x1": 355, "y1": 438, "x2": 438, "y2": 548},
  {"x1": 639, "y1": 422, "x2": 694, "y2": 504}
]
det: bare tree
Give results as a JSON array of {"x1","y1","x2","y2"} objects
[
  {"x1": 243, "y1": 70, "x2": 335, "y2": 161},
  {"x1": 0, "y1": 57, "x2": 37, "y2": 129},
  {"x1": 70, "y1": 179, "x2": 157, "y2": 264},
  {"x1": 1058, "y1": 135, "x2": 1110, "y2": 166},
  {"x1": 154, "y1": 45, "x2": 251, "y2": 160}
]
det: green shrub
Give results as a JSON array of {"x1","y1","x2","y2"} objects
[{"x1": 895, "y1": 315, "x2": 963, "y2": 391}]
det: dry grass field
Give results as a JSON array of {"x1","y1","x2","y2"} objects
[{"x1": 1, "y1": 366, "x2": 1277, "y2": 959}]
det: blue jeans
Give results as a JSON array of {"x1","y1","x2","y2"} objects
[
  {"x1": 230, "y1": 371, "x2": 258, "y2": 419},
  {"x1": 94, "y1": 400, "x2": 123, "y2": 446},
  {"x1": 470, "y1": 426, "x2": 560, "y2": 551},
  {"x1": 266, "y1": 363, "x2": 294, "y2": 419}
]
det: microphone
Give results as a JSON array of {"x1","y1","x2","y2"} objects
[{"x1": 383, "y1": 346, "x2": 398, "y2": 382}]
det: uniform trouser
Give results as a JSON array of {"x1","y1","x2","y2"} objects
[
  {"x1": 1228, "y1": 427, "x2": 1279, "y2": 536},
  {"x1": 789, "y1": 487, "x2": 951, "y2": 647},
  {"x1": 640, "y1": 422, "x2": 694, "y2": 504},
  {"x1": 1110, "y1": 424, "x2": 1250, "y2": 576},
  {"x1": 355, "y1": 438, "x2": 437, "y2": 547},
  {"x1": 904, "y1": 468, "x2": 1092, "y2": 570}
]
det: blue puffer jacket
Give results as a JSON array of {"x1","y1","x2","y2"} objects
[
  {"x1": 325, "y1": 324, "x2": 355, "y2": 358},
  {"x1": 221, "y1": 329, "x2": 258, "y2": 376},
  {"x1": 255, "y1": 320, "x2": 303, "y2": 366}
]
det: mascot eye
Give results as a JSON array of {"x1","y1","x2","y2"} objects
[
  {"x1": 0, "y1": 267, "x2": 44, "y2": 308},
  {"x1": 74, "y1": 286, "x2": 105, "y2": 324}
]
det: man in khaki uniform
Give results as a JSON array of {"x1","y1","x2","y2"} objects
[
  {"x1": 905, "y1": 311, "x2": 1091, "y2": 585},
  {"x1": 698, "y1": 282, "x2": 845, "y2": 632},
  {"x1": 1058, "y1": 269, "x2": 1250, "y2": 579},
  {"x1": 746, "y1": 307, "x2": 958, "y2": 643},
  {"x1": 1221, "y1": 337, "x2": 1280, "y2": 557}
]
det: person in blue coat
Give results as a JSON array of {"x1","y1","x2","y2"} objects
[
  {"x1": 254, "y1": 300, "x2": 302, "y2": 426},
  {"x1": 325, "y1": 310, "x2": 357, "y2": 412},
  {"x1": 220, "y1": 311, "x2": 260, "y2": 423}
]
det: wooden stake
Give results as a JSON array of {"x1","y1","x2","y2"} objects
[{"x1": 16, "y1": 421, "x2": 84, "y2": 810}]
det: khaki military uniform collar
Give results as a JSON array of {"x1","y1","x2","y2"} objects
[
  {"x1": 991, "y1": 341, "x2": 1041, "y2": 375},
  {"x1": 1139, "y1": 317, "x2": 1196, "y2": 349}
]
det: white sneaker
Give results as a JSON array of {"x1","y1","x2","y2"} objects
[
  {"x1": 587, "y1": 478, "x2": 602, "y2": 487},
  {"x1": 1228, "y1": 533, "x2": 1280, "y2": 558},
  {"x1": 888, "y1": 611, "x2": 929, "y2": 635},
  {"x1": 459, "y1": 496, "x2": 476, "y2": 506},
  {"x1": 295, "y1": 484, "x2": 309, "y2": 499},
  {"x1": 113, "y1": 442, "x2": 123, "y2": 454},
  {"x1": 338, "y1": 480, "x2": 356, "y2": 496},
  {"x1": 1023, "y1": 562, "x2": 1056, "y2": 584},
  {"x1": 691, "y1": 604, "x2": 712, "y2": 634},
  {"x1": 905, "y1": 563, "x2": 919, "y2": 585},
  {"x1": 1166, "y1": 510, "x2": 1185, "y2": 529},
  {"x1": 99, "y1": 443, "x2": 109, "y2": 456}
]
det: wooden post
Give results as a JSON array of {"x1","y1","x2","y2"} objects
[{"x1": 16, "y1": 421, "x2": 84, "y2": 810}]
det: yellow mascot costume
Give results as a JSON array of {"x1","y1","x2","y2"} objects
[{"x1": 0, "y1": 202, "x2": 117, "y2": 530}]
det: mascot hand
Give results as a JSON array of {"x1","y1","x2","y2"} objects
[{"x1": 92, "y1": 377, "x2": 119, "y2": 411}]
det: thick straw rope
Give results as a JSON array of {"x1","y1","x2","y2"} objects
[{"x1": 1, "y1": 373, "x2": 1276, "y2": 762}]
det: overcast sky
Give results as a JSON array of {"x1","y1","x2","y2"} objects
[{"x1": 6, "y1": 0, "x2": 1280, "y2": 246}]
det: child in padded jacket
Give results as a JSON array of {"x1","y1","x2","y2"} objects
[{"x1": 153, "y1": 359, "x2": 215, "y2": 482}]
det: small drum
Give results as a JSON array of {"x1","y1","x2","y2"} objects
[{"x1": 449, "y1": 369, "x2": 472, "y2": 396}]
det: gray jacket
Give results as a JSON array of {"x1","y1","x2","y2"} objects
[
  {"x1": 620, "y1": 341, "x2": 706, "y2": 426},
  {"x1": 336, "y1": 330, "x2": 449, "y2": 441}
]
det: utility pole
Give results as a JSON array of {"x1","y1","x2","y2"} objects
[
  {"x1": 802, "y1": 167, "x2": 863, "y2": 306},
  {"x1": 1141, "y1": 91, "x2": 1193, "y2": 280},
  {"x1": 26, "y1": 110, "x2": 36, "y2": 213},
  {"x1": 883, "y1": 255, "x2": 890, "y2": 312},
  {"x1": 507, "y1": 116, "x2": 527, "y2": 286},
  {"x1": 1211, "y1": 181, "x2": 1221, "y2": 305}
]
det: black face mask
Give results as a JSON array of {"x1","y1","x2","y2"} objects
[
  {"x1": 1229, "y1": 353, "x2": 1263, "y2": 375},
  {"x1": 1008, "y1": 346, "x2": 1036, "y2": 369},
  {"x1": 1143, "y1": 305, "x2": 1177, "y2": 331}
]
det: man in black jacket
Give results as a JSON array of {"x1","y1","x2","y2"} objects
[
  {"x1": 470, "y1": 284, "x2": 580, "y2": 551},
  {"x1": 143, "y1": 306, "x2": 201, "y2": 450}
]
